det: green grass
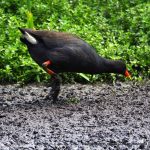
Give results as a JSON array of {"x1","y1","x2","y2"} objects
[{"x1": 0, "y1": 0, "x2": 149, "y2": 83}]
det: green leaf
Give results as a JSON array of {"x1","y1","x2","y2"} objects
[
  {"x1": 77, "y1": 73, "x2": 90, "y2": 81},
  {"x1": 26, "y1": 11, "x2": 34, "y2": 28}
]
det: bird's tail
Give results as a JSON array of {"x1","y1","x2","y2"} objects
[{"x1": 18, "y1": 28, "x2": 38, "y2": 45}]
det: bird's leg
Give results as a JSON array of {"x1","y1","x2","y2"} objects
[
  {"x1": 42, "y1": 60, "x2": 61, "y2": 102},
  {"x1": 42, "y1": 60, "x2": 55, "y2": 75},
  {"x1": 50, "y1": 74, "x2": 61, "y2": 102}
]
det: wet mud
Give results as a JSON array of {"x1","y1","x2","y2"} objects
[{"x1": 0, "y1": 82, "x2": 150, "y2": 150}]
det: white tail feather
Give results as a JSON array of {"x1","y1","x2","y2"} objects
[{"x1": 24, "y1": 32, "x2": 38, "y2": 44}]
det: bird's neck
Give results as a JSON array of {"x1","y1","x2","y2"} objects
[{"x1": 97, "y1": 57, "x2": 122, "y2": 74}]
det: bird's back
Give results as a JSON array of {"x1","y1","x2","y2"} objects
[{"x1": 20, "y1": 29, "x2": 103, "y2": 74}]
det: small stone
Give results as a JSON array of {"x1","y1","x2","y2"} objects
[{"x1": 139, "y1": 143, "x2": 145, "y2": 149}]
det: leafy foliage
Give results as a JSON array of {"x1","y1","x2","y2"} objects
[{"x1": 0, "y1": 0, "x2": 149, "y2": 83}]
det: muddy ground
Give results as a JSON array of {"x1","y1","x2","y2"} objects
[{"x1": 0, "y1": 82, "x2": 150, "y2": 150}]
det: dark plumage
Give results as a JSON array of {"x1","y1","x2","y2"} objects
[{"x1": 19, "y1": 28, "x2": 131, "y2": 101}]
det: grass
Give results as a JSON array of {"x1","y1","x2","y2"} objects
[{"x1": 0, "y1": 0, "x2": 149, "y2": 83}]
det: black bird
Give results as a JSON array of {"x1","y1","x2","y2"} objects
[{"x1": 19, "y1": 28, "x2": 131, "y2": 101}]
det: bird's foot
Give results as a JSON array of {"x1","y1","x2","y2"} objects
[
  {"x1": 50, "y1": 89, "x2": 60, "y2": 103},
  {"x1": 45, "y1": 74, "x2": 61, "y2": 103},
  {"x1": 44, "y1": 91, "x2": 59, "y2": 104}
]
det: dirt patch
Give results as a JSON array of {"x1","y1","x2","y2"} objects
[{"x1": 0, "y1": 82, "x2": 150, "y2": 150}]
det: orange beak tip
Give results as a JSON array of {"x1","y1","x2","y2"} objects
[{"x1": 125, "y1": 70, "x2": 132, "y2": 80}]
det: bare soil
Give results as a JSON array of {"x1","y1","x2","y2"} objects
[{"x1": 0, "y1": 82, "x2": 150, "y2": 150}]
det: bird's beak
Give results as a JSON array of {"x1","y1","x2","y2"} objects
[{"x1": 124, "y1": 69, "x2": 131, "y2": 79}]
